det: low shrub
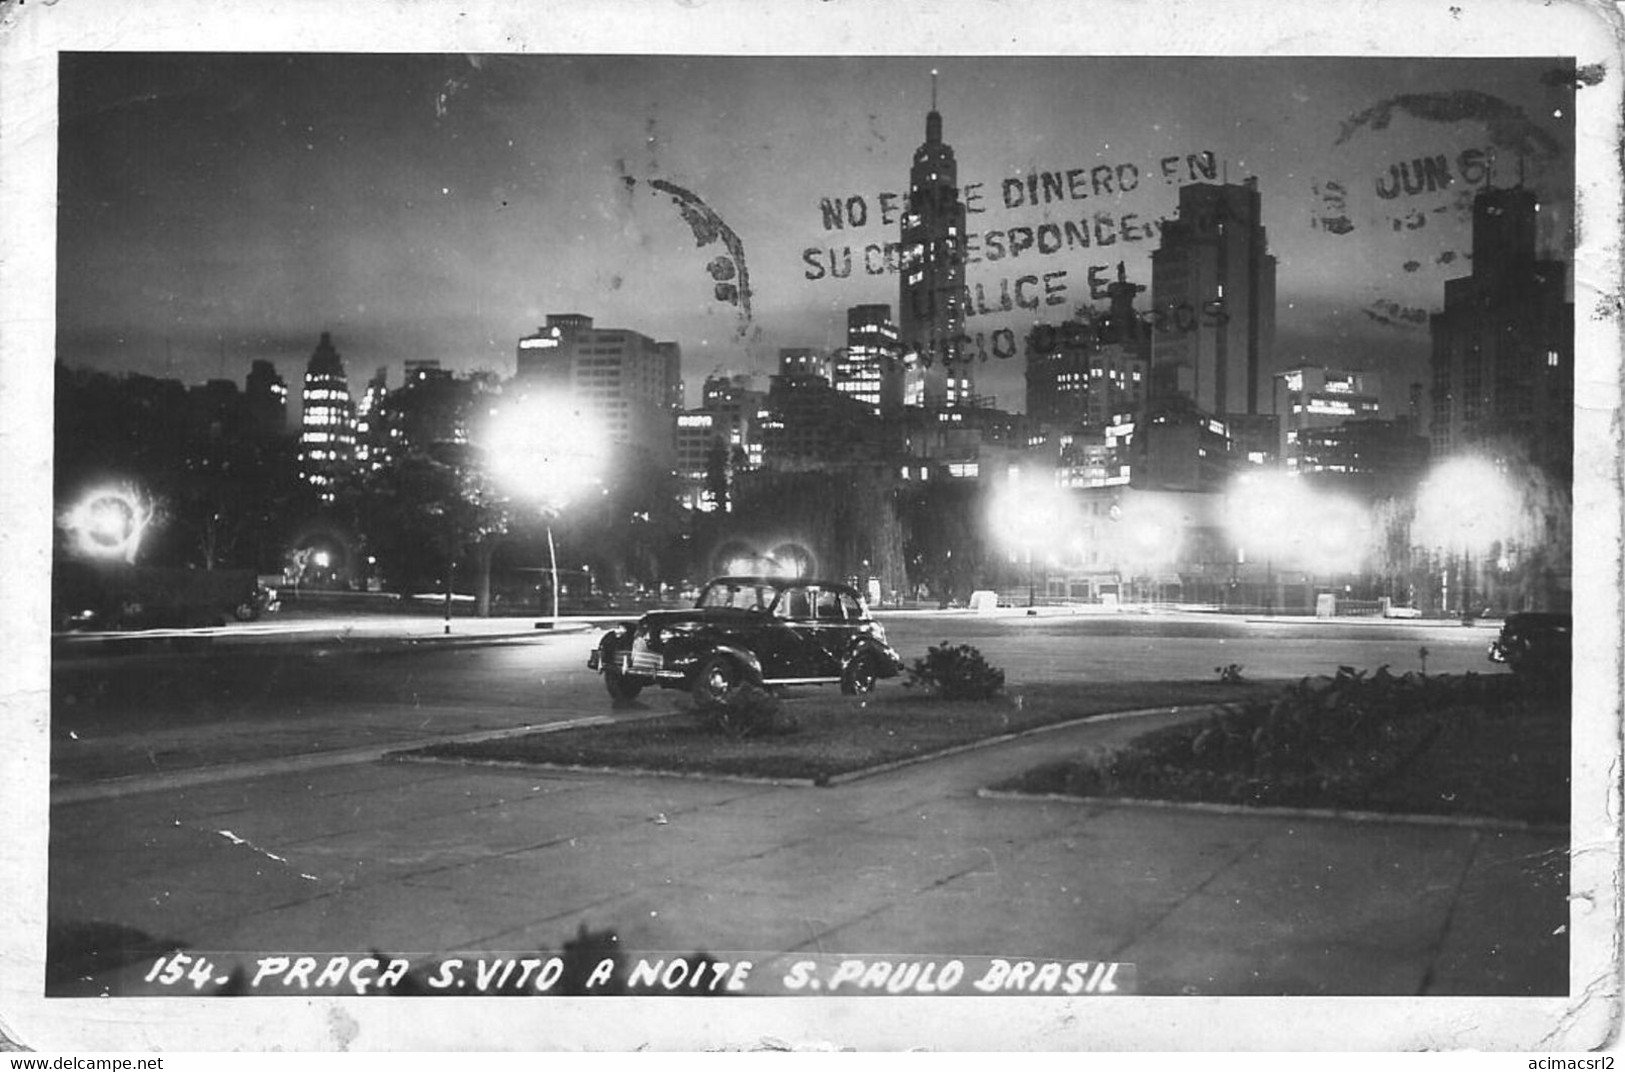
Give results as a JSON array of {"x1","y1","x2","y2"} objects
[
  {"x1": 1001, "y1": 667, "x2": 1518, "y2": 811},
  {"x1": 692, "y1": 682, "x2": 799, "y2": 739},
  {"x1": 906, "y1": 642, "x2": 1006, "y2": 700}
]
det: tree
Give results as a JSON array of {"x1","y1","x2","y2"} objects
[
  {"x1": 551, "y1": 447, "x2": 686, "y2": 594},
  {"x1": 54, "y1": 363, "x2": 307, "y2": 573},
  {"x1": 898, "y1": 478, "x2": 989, "y2": 605},
  {"x1": 343, "y1": 439, "x2": 512, "y2": 609}
]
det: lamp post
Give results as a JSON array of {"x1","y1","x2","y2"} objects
[{"x1": 484, "y1": 394, "x2": 609, "y2": 624}]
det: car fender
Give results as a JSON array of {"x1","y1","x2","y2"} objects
[
  {"x1": 844, "y1": 637, "x2": 904, "y2": 676},
  {"x1": 697, "y1": 642, "x2": 765, "y2": 685},
  {"x1": 595, "y1": 623, "x2": 637, "y2": 652}
]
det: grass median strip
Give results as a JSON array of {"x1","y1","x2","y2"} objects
[{"x1": 398, "y1": 679, "x2": 1285, "y2": 784}]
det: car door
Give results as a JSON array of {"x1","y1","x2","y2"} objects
[
  {"x1": 798, "y1": 586, "x2": 851, "y2": 678},
  {"x1": 764, "y1": 585, "x2": 841, "y2": 682}
]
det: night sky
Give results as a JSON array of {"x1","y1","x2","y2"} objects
[{"x1": 56, "y1": 52, "x2": 1575, "y2": 416}]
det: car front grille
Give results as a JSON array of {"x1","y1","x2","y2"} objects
[{"x1": 629, "y1": 638, "x2": 663, "y2": 673}]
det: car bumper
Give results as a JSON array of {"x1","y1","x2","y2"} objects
[{"x1": 589, "y1": 644, "x2": 687, "y2": 681}]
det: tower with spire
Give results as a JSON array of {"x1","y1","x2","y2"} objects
[
  {"x1": 897, "y1": 71, "x2": 971, "y2": 411},
  {"x1": 297, "y1": 331, "x2": 357, "y2": 502}
]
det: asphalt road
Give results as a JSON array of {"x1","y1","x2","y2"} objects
[{"x1": 48, "y1": 611, "x2": 1500, "y2": 789}]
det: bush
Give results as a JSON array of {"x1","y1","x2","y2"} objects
[
  {"x1": 906, "y1": 642, "x2": 1005, "y2": 700},
  {"x1": 692, "y1": 682, "x2": 799, "y2": 739},
  {"x1": 1005, "y1": 668, "x2": 1510, "y2": 810}
]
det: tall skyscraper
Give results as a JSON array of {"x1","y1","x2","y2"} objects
[
  {"x1": 1149, "y1": 179, "x2": 1277, "y2": 420},
  {"x1": 514, "y1": 314, "x2": 683, "y2": 468},
  {"x1": 297, "y1": 332, "x2": 357, "y2": 502},
  {"x1": 836, "y1": 304, "x2": 901, "y2": 416},
  {"x1": 1429, "y1": 186, "x2": 1573, "y2": 481},
  {"x1": 898, "y1": 72, "x2": 970, "y2": 410}
]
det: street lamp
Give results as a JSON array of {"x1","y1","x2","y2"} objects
[
  {"x1": 485, "y1": 394, "x2": 609, "y2": 621},
  {"x1": 1225, "y1": 472, "x2": 1370, "y2": 615},
  {"x1": 1115, "y1": 494, "x2": 1184, "y2": 608},
  {"x1": 1413, "y1": 455, "x2": 1520, "y2": 618},
  {"x1": 988, "y1": 473, "x2": 1075, "y2": 610},
  {"x1": 63, "y1": 485, "x2": 156, "y2": 563},
  {"x1": 1224, "y1": 471, "x2": 1298, "y2": 613}
]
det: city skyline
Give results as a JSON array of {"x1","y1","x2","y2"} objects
[{"x1": 57, "y1": 53, "x2": 1576, "y2": 418}]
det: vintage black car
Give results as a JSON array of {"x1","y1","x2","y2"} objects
[
  {"x1": 1487, "y1": 611, "x2": 1572, "y2": 677},
  {"x1": 587, "y1": 575, "x2": 905, "y2": 703}
]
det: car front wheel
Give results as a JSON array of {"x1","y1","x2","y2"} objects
[
  {"x1": 841, "y1": 652, "x2": 881, "y2": 696},
  {"x1": 604, "y1": 666, "x2": 644, "y2": 702},
  {"x1": 691, "y1": 654, "x2": 743, "y2": 705}
]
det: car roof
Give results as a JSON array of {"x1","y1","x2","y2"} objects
[{"x1": 704, "y1": 576, "x2": 861, "y2": 595}]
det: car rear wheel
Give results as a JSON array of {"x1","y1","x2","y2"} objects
[
  {"x1": 841, "y1": 652, "x2": 881, "y2": 696},
  {"x1": 604, "y1": 666, "x2": 644, "y2": 702},
  {"x1": 692, "y1": 654, "x2": 743, "y2": 705}
]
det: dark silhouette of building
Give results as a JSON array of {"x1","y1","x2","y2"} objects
[
  {"x1": 1132, "y1": 179, "x2": 1278, "y2": 493},
  {"x1": 1428, "y1": 185, "x2": 1573, "y2": 482},
  {"x1": 758, "y1": 364, "x2": 882, "y2": 472},
  {"x1": 355, "y1": 366, "x2": 389, "y2": 471},
  {"x1": 1129, "y1": 396, "x2": 1234, "y2": 493},
  {"x1": 898, "y1": 72, "x2": 970, "y2": 410},
  {"x1": 777, "y1": 347, "x2": 828, "y2": 382},
  {"x1": 1025, "y1": 265, "x2": 1149, "y2": 430},
  {"x1": 1296, "y1": 416, "x2": 1431, "y2": 500},
  {"x1": 1149, "y1": 179, "x2": 1277, "y2": 418},
  {"x1": 245, "y1": 359, "x2": 289, "y2": 437},
  {"x1": 371, "y1": 359, "x2": 477, "y2": 455}
]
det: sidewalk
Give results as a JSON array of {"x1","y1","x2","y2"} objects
[{"x1": 44, "y1": 704, "x2": 1568, "y2": 1014}]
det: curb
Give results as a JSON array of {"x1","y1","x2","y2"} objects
[
  {"x1": 821, "y1": 703, "x2": 1209, "y2": 787},
  {"x1": 386, "y1": 752, "x2": 819, "y2": 789},
  {"x1": 385, "y1": 702, "x2": 1212, "y2": 791},
  {"x1": 384, "y1": 705, "x2": 821, "y2": 788},
  {"x1": 972, "y1": 787, "x2": 1569, "y2": 834},
  {"x1": 51, "y1": 622, "x2": 597, "y2": 660},
  {"x1": 50, "y1": 715, "x2": 619, "y2": 804}
]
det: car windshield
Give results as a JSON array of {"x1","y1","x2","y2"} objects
[{"x1": 696, "y1": 582, "x2": 778, "y2": 611}]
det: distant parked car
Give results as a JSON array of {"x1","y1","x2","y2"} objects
[
  {"x1": 587, "y1": 575, "x2": 905, "y2": 704},
  {"x1": 1487, "y1": 612, "x2": 1572, "y2": 677},
  {"x1": 233, "y1": 583, "x2": 280, "y2": 622}
]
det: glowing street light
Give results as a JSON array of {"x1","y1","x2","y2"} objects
[
  {"x1": 1414, "y1": 454, "x2": 1522, "y2": 616},
  {"x1": 484, "y1": 394, "x2": 610, "y2": 619},
  {"x1": 988, "y1": 473, "x2": 1076, "y2": 607},
  {"x1": 1113, "y1": 494, "x2": 1186, "y2": 607},
  {"x1": 1224, "y1": 471, "x2": 1370, "y2": 612},
  {"x1": 62, "y1": 485, "x2": 156, "y2": 563}
]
